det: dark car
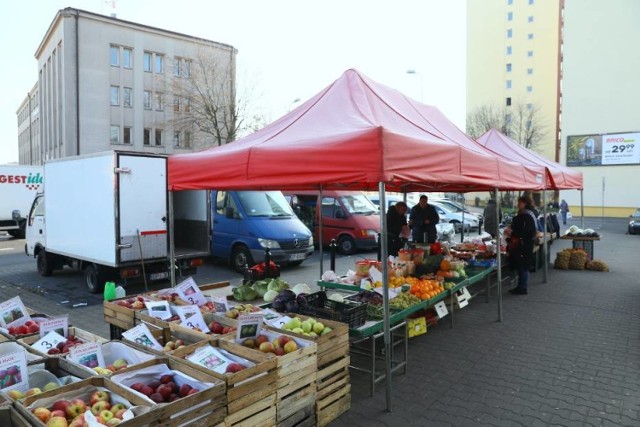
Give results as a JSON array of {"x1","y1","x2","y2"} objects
[{"x1": 629, "y1": 209, "x2": 640, "y2": 235}]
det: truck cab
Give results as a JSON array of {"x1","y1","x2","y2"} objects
[
  {"x1": 286, "y1": 190, "x2": 380, "y2": 254},
  {"x1": 211, "y1": 191, "x2": 314, "y2": 272}
]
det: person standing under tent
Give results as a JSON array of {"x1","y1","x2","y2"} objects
[
  {"x1": 508, "y1": 196, "x2": 537, "y2": 295},
  {"x1": 483, "y1": 198, "x2": 502, "y2": 238},
  {"x1": 559, "y1": 199, "x2": 569, "y2": 225},
  {"x1": 409, "y1": 195, "x2": 439, "y2": 243},
  {"x1": 386, "y1": 202, "x2": 408, "y2": 256}
]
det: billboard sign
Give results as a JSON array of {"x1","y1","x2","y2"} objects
[{"x1": 567, "y1": 132, "x2": 639, "y2": 166}]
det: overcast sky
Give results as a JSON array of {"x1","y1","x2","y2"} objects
[{"x1": 0, "y1": 0, "x2": 466, "y2": 164}]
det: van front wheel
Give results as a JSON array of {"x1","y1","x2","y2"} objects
[
  {"x1": 36, "y1": 250, "x2": 53, "y2": 277},
  {"x1": 338, "y1": 236, "x2": 356, "y2": 255},
  {"x1": 232, "y1": 245, "x2": 254, "y2": 273}
]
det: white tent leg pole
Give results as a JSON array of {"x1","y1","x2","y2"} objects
[
  {"x1": 169, "y1": 191, "x2": 176, "y2": 287},
  {"x1": 379, "y1": 182, "x2": 392, "y2": 412},
  {"x1": 543, "y1": 188, "x2": 548, "y2": 284},
  {"x1": 318, "y1": 186, "x2": 324, "y2": 277},
  {"x1": 495, "y1": 188, "x2": 502, "y2": 322},
  {"x1": 460, "y1": 193, "x2": 465, "y2": 243},
  {"x1": 580, "y1": 189, "x2": 584, "y2": 229}
]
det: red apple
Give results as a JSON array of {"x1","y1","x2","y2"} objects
[
  {"x1": 187, "y1": 388, "x2": 199, "y2": 396},
  {"x1": 130, "y1": 382, "x2": 144, "y2": 392},
  {"x1": 89, "y1": 390, "x2": 110, "y2": 405},
  {"x1": 149, "y1": 392, "x2": 164, "y2": 403},
  {"x1": 147, "y1": 380, "x2": 161, "y2": 391},
  {"x1": 91, "y1": 400, "x2": 111, "y2": 415},
  {"x1": 66, "y1": 399, "x2": 86, "y2": 419},
  {"x1": 157, "y1": 384, "x2": 172, "y2": 400},
  {"x1": 255, "y1": 335, "x2": 268, "y2": 345},
  {"x1": 47, "y1": 416, "x2": 68, "y2": 427},
  {"x1": 139, "y1": 385, "x2": 154, "y2": 397},
  {"x1": 32, "y1": 407, "x2": 51, "y2": 423},
  {"x1": 160, "y1": 374, "x2": 174, "y2": 384},
  {"x1": 50, "y1": 409, "x2": 66, "y2": 418},
  {"x1": 51, "y1": 400, "x2": 70, "y2": 413},
  {"x1": 178, "y1": 384, "x2": 192, "y2": 398}
]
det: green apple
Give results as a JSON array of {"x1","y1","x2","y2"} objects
[
  {"x1": 312, "y1": 322, "x2": 325, "y2": 335},
  {"x1": 321, "y1": 327, "x2": 332, "y2": 335},
  {"x1": 307, "y1": 317, "x2": 316, "y2": 325},
  {"x1": 301, "y1": 321, "x2": 312, "y2": 333},
  {"x1": 292, "y1": 327, "x2": 304, "y2": 334}
]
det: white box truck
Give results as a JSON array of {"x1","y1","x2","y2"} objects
[
  {"x1": 25, "y1": 151, "x2": 210, "y2": 293},
  {"x1": 0, "y1": 165, "x2": 43, "y2": 238}
]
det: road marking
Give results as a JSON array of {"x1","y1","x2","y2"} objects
[{"x1": 0, "y1": 248, "x2": 14, "y2": 251}]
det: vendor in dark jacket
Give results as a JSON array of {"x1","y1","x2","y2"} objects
[
  {"x1": 386, "y1": 202, "x2": 408, "y2": 256},
  {"x1": 508, "y1": 195, "x2": 537, "y2": 295},
  {"x1": 409, "y1": 195, "x2": 440, "y2": 243}
]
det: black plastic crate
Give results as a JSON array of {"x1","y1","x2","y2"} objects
[{"x1": 299, "y1": 291, "x2": 366, "y2": 328}]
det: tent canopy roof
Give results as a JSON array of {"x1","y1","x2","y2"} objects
[
  {"x1": 169, "y1": 69, "x2": 543, "y2": 192},
  {"x1": 476, "y1": 128, "x2": 583, "y2": 190}
]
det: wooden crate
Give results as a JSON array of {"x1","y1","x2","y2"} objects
[
  {"x1": 111, "y1": 357, "x2": 227, "y2": 427},
  {"x1": 124, "y1": 323, "x2": 216, "y2": 356},
  {"x1": 18, "y1": 326, "x2": 108, "y2": 357},
  {"x1": 222, "y1": 330, "x2": 317, "y2": 426},
  {"x1": 103, "y1": 295, "x2": 150, "y2": 331},
  {"x1": 170, "y1": 339, "x2": 278, "y2": 427},
  {"x1": 0, "y1": 406, "x2": 31, "y2": 427},
  {"x1": 17, "y1": 376, "x2": 158, "y2": 426}
]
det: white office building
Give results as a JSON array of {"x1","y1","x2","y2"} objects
[{"x1": 17, "y1": 7, "x2": 236, "y2": 165}]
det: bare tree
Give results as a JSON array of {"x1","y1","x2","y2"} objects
[
  {"x1": 170, "y1": 49, "x2": 267, "y2": 149},
  {"x1": 466, "y1": 104, "x2": 510, "y2": 139}
]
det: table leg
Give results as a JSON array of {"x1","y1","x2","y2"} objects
[
  {"x1": 371, "y1": 334, "x2": 376, "y2": 396},
  {"x1": 450, "y1": 292, "x2": 455, "y2": 328}
]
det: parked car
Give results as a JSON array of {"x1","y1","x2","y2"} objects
[
  {"x1": 367, "y1": 195, "x2": 404, "y2": 211},
  {"x1": 211, "y1": 191, "x2": 314, "y2": 272},
  {"x1": 285, "y1": 190, "x2": 380, "y2": 254},
  {"x1": 429, "y1": 202, "x2": 480, "y2": 232},
  {"x1": 629, "y1": 208, "x2": 640, "y2": 235},
  {"x1": 431, "y1": 198, "x2": 484, "y2": 223}
]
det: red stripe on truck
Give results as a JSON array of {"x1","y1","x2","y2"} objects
[{"x1": 140, "y1": 230, "x2": 167, "y2": 236}]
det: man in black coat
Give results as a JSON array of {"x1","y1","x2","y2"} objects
[
  {"x1": 409, "y1": 195, "x2": 440, "y2": 243},
  {"x1": 386, "y1": 202, "x2": 408, "y2": 256}
]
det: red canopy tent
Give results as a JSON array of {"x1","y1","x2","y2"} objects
[
  {"x1": 167, "y1": 69, "x2": 543, "y2": 411},
  {"x1": 169, "y1": 70, "x2": 543, "y2": 192},
  {"x1": 476, "y1": 128, "x2": 583, "y2": 190}
]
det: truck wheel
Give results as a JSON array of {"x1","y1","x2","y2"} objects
[
  {"x1": 231, "y1": 245, "x2": 254, "y2": 273},
  {"x1": 84, "y1": 264, "x2": 105, "y2": 294},
  {"x1": 338, "y1": 236, "x2": 356, "y2": 255},
  {"x1": 36, "y1": 250, "x2": 53, "y2": 277}
]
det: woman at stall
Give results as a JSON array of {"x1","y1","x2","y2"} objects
[{"x1": 508, "y1": 196, "x2": 537, "y2": 295}]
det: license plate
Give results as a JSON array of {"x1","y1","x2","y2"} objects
[
  {"x1": 149, "y1": 272, "x2": 169, "y2": 281},
  {"x1": 289, "y1": 253, "x2": 306, "y2": 261}
]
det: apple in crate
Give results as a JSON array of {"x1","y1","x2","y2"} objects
[
  {"x1": 32, "y1": 407, "x2": 51, "y2": 423},
  {"x1": 66, "y1": 399, "x2": 87, "y2": 419},
  {"x1": 91, "y1": 400, "x2": 111, "y2": 415},
  {"x1": 89, "y1": 390, "x2": 110, "y2": 405},
  {"x1": 47, "y1": 416, "x2": 68, "y2": 427},
  {"x1": 225, "y1": 363, "x2": 245, "y2": 373}
]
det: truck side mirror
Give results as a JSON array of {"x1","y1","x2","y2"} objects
[{"x1": 225, "y1": 207, "x2": 235, "y2": 219}]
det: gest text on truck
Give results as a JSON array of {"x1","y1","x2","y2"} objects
[{"x1": 0, "y1": 165, "x2": 43, "y2": 238}]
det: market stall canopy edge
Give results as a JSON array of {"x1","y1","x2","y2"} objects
[{"x1": 168, "y1": 69, "x2": 543, "y2": 192}]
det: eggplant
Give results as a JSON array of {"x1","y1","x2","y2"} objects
[
  {"x1": 285, "y1": 300, "x2": 300, "y2": 313},
  {"x1": 277, "y1": 289, "x2": 296, "y2": 303},
  {"x1": 296, "y1": 293, "x2": 308, "y2": 306},
  {"x1": 272, "y1": 299, "x2": 286, "y2": 313}
]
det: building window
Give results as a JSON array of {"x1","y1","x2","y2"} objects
[
  {"x1": 110, "y1": 46, "x2": 119, "y2": 66},
  {"x1": 110, "y1": 125, "x2": 120, "y2": 144},
  {"x1": 526, "y1": 85, "x2": 533, "y2": 93},
  {"x1": 526, "y1": 103, "x2": 533, "y2": 110},
  {"x1": 183, "y1": 60, "x2": 191, "y2": 78},
  {"x1": 110, "y1": 86, "x2": 119, "y2": 106},
  {"x1": 527, "y1": 68, "x2": 533, "y2": 75},
  {"x1": 144, "y1": 52, "x2": 152, "y2": 72},
  {"x1": 528, "y1": 16, "x2": 534, "y2": 23},
  {"x1": 506, "y1": 46, "x2": 512, "y2": 55},
  {"x1": 529, "y1": 0, "x2": 534, "y2": 4},
  {"x1": 506, "y1": 63, "x2": 512, "y2": 72},
  {"x1": 183, "y1": 98, "x2": 190, "y2": 112},
  {"x1": 506, "y1": 97, "x2": 512, "y2": 107},
  {"x1": 528, "y1": 33, "x2": 534, "y2": 40},
  {"x1": 173, "y1": 97, "x2": 180, "y2": 112},
  {"x1": 155, "y1": 129, "x2": 163, "y2": 146},
  {"x1": 144, "y1": 128, "x2": 151, "y2": 146},
  {"x1": 507, "y1": 29, "x2": 513, "y2": 38},
  {"x1": 123, "y1": 127, "x2": 132, "y2": 144},
  {"x1": 155, "y1": 92, "x2": 164, "y2": 111},
  {"x1": 122, "y1": 48, "x2": 132, "y2": 69},
  {"x1": 527, "y1": 50, "x2": 534, "y2": 57},
  {"x1": 123, "y1": 87, "x2": 132, "y2": 108},
  {"x1": 506, "y1": 80, "x2": 512, "y2": 89},
  {"x1": 173, "y1": 131, "x2": 180, "y2": 147},
  {"x1": 155, "y1": 54, "x2": 164, "y2": 73},
  {"x1": 507, "y1": 12, "x2": 513, "y2": 21},
  {"x1": 507, "y1": 0, "x2": 513, "y2": 4},
  {"x1": 144, "y1": 91, "x2": 152, "y2": 110},
  {"x1": 174, "y1": 58, "x2": 181, "y2": 77},
  {"x1": 184, "y1": 131, "x2": 191, "y2": 148}
]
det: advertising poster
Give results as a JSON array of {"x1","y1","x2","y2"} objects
[{"x1": 567, "y1": 132, "x2": 639, "y2": 166}]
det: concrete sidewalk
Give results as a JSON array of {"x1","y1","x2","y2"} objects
[{"x1": 334, "y1": 218, "x2": 640, "y2": 426}]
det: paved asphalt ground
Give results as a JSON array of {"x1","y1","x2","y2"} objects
[{"x1": 1, "y1": 217, "x2": 638, "y2": 426}]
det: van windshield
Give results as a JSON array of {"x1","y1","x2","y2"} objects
[
  {"x1": 236, "y1": 191, "x2": 294, "y2": 217},
  {"x1": 339, "y1": 195, "x2": 378, "y2": 216}
]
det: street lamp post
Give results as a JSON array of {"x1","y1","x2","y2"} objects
[
  {"x1": 288, "y1": 98, "x2": 301, "y2": 112},
  {"x1": 406, "y1": 69, "x2": 423, "y2": 102}
]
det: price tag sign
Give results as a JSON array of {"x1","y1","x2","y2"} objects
[
  {"x1": 39, "y1": 316, "x2": 69, "y2": 338},
  {"x1": 122, "y1": 324, "x2": 162, "y2": 351},
  {"x1": 461, "y1": 287, "x2": 472, "y2": 300},
  {"x1": 175, "y1": 305, "x2": 210, "y2": 333},
  {"x1": 0, "y1": 350, "x2": 29, "y2": 392},
  {"x1": 0, "y1": 297, "x2": 31, "y2": 328},
  {"x1": 434, "y1": 301, "x2": 449, "y2": 319},
  {"x1": 186, "y1": 345, "x2": 229, "y2": 374},
  {"x1": 31, "y1": 331, "x2": 67, "y2": 354},
  {"x1": 176, "y1": 277, "x2": 207, "y2": 307},
  {"x1": 68, "y1": 342, "x2": 105, "y2": 369},
  {"x1": 236, "y1": 314, "x2": 264, "y2": 341},
  {"x1": 373, "y1": 287, "x2": 399, "y2": 299},
  {"x1": 455, "y1": 292, "x2": 469, "y2": 309},
  {"x1": 211, "y1": 296, "x2": 229, "y2": 313},
  {"x1": 264, "y1": 315, "x2": 291, "y2": 329},
  {"x1": 144, "y1": 301, "x2": 172, "y2": 320}
]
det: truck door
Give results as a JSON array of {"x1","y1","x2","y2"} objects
[
  {"x1": 117, "y1": 155, "x2": 168, "y2": 262},
  {"x1": 211, "y1": 191, "x2": 241, "y2": 258},
  {"x1": 25, "y1": 195, "x2": 45, "y2": 256}
]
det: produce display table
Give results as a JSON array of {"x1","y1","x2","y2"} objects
[{"x1": 560, "y1": 235, "x2": 600, "y2": 259}]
